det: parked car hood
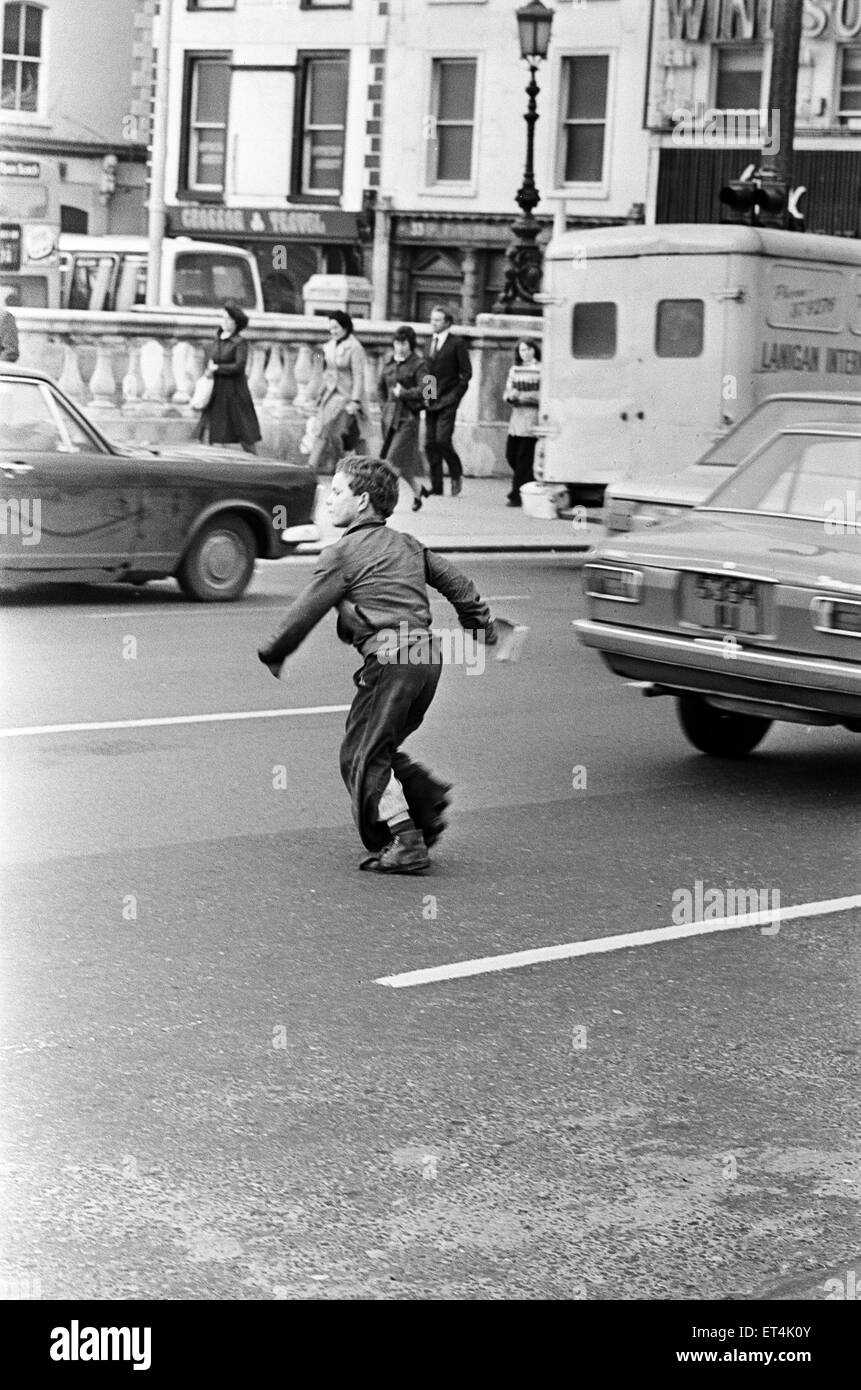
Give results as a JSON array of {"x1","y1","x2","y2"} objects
[{"x1": 595, "y1": 511, "x2": 861, "y2": 592}]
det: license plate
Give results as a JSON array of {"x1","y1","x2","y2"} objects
[{"x1": 683, "y1": 574, "x2": 763, "y2": 634}]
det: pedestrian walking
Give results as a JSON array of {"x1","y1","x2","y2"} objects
[
  {"x1": 423, "y1": 306, "x2": 472, "y2": 497},
  {"x1": 308, "y1": 311, "x2": 369, "y2": 475},
  {"x1": 503, "y1": 338, "x2": 542, "y2": 506},
  {"x1": 195, "y1": 301, "x2": 261, "y2": 455},
  {"x1": 377, "y1": 325, "x2": 430, "y2": 512},
  {"x1": 0, "y1": 300, "x2": 20, "y2": 362},
  {"x1": 257, "y1": 454, "x2": 509, "y2": 874}
]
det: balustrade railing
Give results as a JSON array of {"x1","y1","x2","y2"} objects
[{"x1": 14, "y1": 309, "x2": 538, "y2": 473}]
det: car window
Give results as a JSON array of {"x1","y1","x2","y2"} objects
[
  {"x1": 702, "y1": 432, "x2": 861, "y2": 519},
  {"x1": 50, "y1": 392, "x2": 102, "y2": 451},
  {"x1": 0, "y1": 381, "x2": 66, "y2": 452}
]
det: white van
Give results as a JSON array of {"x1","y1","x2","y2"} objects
[
  {"x1": 536, "y1": 224, "x2": 861, "y2": 505},
  {"x1": 58, "y1": 235, "x2": 264, "y2": 313}
]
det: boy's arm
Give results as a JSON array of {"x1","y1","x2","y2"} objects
[
  {"x1": 258, "y1": 545, "x2": 350, "y2": 669},
  {"x1": 423, "y1": 548, "x2": 497, "y2": 642}
]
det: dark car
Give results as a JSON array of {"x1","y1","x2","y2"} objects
[
  {"x1": 576, "y1": 425, "x2": 861, "y2": 756},
  {"x1": 0, "y1": 367, "x2": 319, "y2": 600}
]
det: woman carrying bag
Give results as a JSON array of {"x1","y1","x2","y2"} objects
[
  {"x1": 377, "y1": 325, "x2": 430, "y2": 511},
  {"x1": 308, "y1": 311, "x2": 369, "y2": 475},
  {"x1": 195, "y1": 300, "x2": 262, "y2": 455}
]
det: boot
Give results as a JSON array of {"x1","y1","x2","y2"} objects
[{"x1": 360, "y1": 828, "x2": 429, "y2": 874}]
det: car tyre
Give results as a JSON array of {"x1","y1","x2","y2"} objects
[
  {"x1": 677, "y1": 696, "x2": 771, "y2": 757},
  {"x1": 177, "y1": 513, "x2": 256, "y2": 602}
]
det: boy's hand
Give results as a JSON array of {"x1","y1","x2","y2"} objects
[
  {"x1": 258, "y1": 647, "x2": 284, "y2": 678},
  {"x1": 493, "y1": 618, "x2": 529, "y2": 662}
]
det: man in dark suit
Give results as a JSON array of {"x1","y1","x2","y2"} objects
[
  {"x1": 422, "y1": 305, "x2": 472, "y2": 497},
  {"x1": 0, "y1": 303, "x2": 19, "y2": 362}
]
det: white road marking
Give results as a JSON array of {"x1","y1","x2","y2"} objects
[
  {"x1": 0, "y1": 705, "x2": 351, "y2": 738},
  {"x1": 375, "y1": 893, "x2": 861, "y2": 989}
]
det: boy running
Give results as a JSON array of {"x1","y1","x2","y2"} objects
[{"x1": 258, "y1": 454, "x2": 503, "y2": 874}]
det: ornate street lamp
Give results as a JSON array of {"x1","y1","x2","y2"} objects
[{"x1": 493, "y1": 1, "x2": 555, "y2": 315}]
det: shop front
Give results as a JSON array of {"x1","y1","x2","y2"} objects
[
  {"x1": 647, "y1": 0, "x2": 861, "y2": 236},
  {"x1": 167, "y1": 204, "x2": 362, "y2": 313}
]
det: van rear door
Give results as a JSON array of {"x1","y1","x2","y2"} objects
[{"x1": 542, "y1": 252, "x2": 733, "y2": 492}]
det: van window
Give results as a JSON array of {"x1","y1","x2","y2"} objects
[
  {"x1": 67, "y1": 254, "x2": 117, "y2": 310},
  {"x1": 655, "y1": 299, "x2": 704, "y2": 358},
  {"x1": 572, "y1": 302, "x2": 616, "y2": 359},
  {"x1": 115, "y1": 256, "x2": 147, "y2": 311},
  {"x1": 173, "y1": 251, "x2": 256, "y2": 308}
]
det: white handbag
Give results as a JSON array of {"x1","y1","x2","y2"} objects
[{"x1": 190, "y1": 374, "x2": 214, "y2": 412}]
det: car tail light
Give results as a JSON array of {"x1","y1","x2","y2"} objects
[
  {"x1": 585, "y1": 564, "x2": 644, "y2": 603},
  {"x1": 811, "y1": 596, "x2": 861, "y2": 637}
]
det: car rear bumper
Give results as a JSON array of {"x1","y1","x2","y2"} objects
[{"x1": 574, "y1": 619, "x2": 861, "y2": 720}]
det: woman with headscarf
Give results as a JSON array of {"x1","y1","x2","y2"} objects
[
  {"x1": 196, "y1": 300, "x2": 262, "y2": 455},
  {"x1": 308, "y1": 310, "x2": 369, "y2": 475},
  {"x1": 377, "y1": 325, "x2": 430, "y2": 511}
]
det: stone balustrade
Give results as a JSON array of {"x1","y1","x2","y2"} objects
[{"x1": 13, "y1": 308, "x2": 541, "y2": 474}]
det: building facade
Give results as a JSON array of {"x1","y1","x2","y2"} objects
[
  {"x1": 0, "y1": 0, "x2": 148, "y2": 233},
  {"x1": 147, "y1": 0, "x2": 652, "y2": 320},
  {"x1": 154, "y1": 0, "x2": 386, "y2": 313},
  {"x1": 376, "y1": 0, "x2": 651, "y2": 321},
  {"x1": 646, "y1": 0, "x2": 861, "y2": 236}
]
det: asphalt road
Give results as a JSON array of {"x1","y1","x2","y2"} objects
[{"x1": 0, "y1": 557, "x2": 858, "y2": 1301}]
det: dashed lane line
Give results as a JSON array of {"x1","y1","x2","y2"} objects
[{"x1": 374, "y1": 893, "x2": 861, "y2": 989}]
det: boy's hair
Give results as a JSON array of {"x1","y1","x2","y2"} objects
[{"x1": 338, "y1": 454, "x2": 400, "y2": 519}]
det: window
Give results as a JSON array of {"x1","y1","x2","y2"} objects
[
  {"x1": 0, "y1": 380, "x2": 92, "y2": 453},
  {"x1": 572, "y1": 302, "x2": 616, "y2": 359},
  {"x1": 173, "y1": 251, "x2": 256, "y2": 308},
  {"x1": 838, "y1": 48, "x2": 861, "y2": 125},
  {"x1": 655, "y1": 299, "x2": 704, "y2": 358},
  {"x1": 714, "y1": 45, "x2": 763, "y2": 110},
  {"x1": 1, "y1": 2, "x2": 43, "y2": 112},
  {"x1": 188, "y1": 1, "x2": 235, "y2": 9},
  {"x1": 185, "y1": 56, "x2": 231, "y2": 194},
  {"x1": 704, "y1": 433, "x2": 861, "y2": 519},
  {"x1": 296, "y1": 55, "x2": 349, "y2": 196},
  {"x1": 559, "y1": 55, "x2": 609, "y2": 185},
  {"x1": 66, "y1": 254, "x2": 118, "y2": 311},
  {"x1": 428, "y1": 58, "x2": 477, "y2": 184}
]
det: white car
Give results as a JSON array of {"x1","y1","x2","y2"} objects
[{"x1": 604, "y1": 393, "x2": 861, "y2": 533}]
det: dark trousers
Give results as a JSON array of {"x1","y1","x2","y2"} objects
[
  {"x1": 424, "y1": 406, "x2": 463, "y2": 493},
  {"x1": 339, "y1": 651, "x2": 447, "y2": 853},
  {"x1": 505, "y1": 434, "x2": 536, "y2": 500}
]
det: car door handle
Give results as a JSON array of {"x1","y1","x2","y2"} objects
[{"x1": 1, "y1": 461, "x2": 34, "y2": 475}]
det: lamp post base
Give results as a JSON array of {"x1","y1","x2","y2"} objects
[{"x1": 492, "y1": 215, "x2": 545, "y2": 315}]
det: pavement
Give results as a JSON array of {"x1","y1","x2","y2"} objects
[
  {"x1": 303, "y1": 477, "x2": 605, "y2": 553},
  {"x1": 1, "y1": 559, "x2": 858, "y2": 1302}
]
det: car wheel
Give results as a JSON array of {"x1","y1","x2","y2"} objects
[
  {"x1": 177, "y1": 513, "x2": 256, "y2": 602},
  {"x1": 677, "y1": 696, "x2": 771, "y2": 757}
]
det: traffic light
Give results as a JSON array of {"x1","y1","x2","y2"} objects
[{"x1": 719, "y1": 177, "x2": 789, "y2": 229}]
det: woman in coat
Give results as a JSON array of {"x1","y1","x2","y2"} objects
[
  {"x1": 196, "y1": 300, "x2": 262, "y2": 454},
  {"x1": 308, "y1": 310, "x2": 369, "y2": 475},
  {"x1": 377, "y1": 325, "x2": 429, "y2": 511}
]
